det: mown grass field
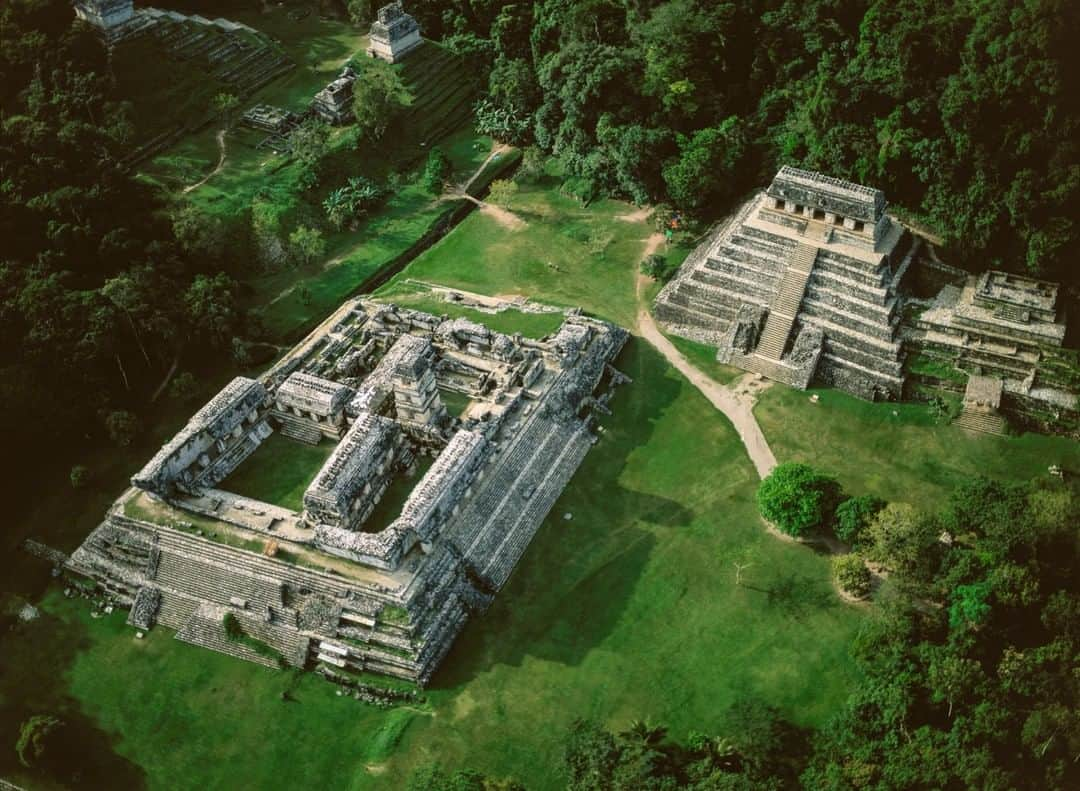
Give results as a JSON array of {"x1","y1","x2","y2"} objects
[
  {"x1": 755, "y1": 385, "x2": 1080, "y2": 506},
  {"x1": 385, "y1": 166, "x2": 659, "y2": 329}
]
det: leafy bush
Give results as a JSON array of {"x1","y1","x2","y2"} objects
[
  {"x1": 105, "y1": 410, "x2": 139, "y2": 447},
  {"x1": 223, "y1": 612, "x2": 243, "y2": 640},
  {"x1": 422, "y1": 147, "x2": 453, "y2": 194},
  {"x1": 755, "y1": 462, "x2": 841, "y2": 537},
  {"x1": 833, "y1": 554, "x2": 872, "y2": 598},
  {"x1": 16, "y1": 714, "x2": 63, "y2": 767},
  {"x1": 69, "y1": 464, "x2": 90, "y2": 489},
  {"x1": 834, "y1": 495, "x2": 886, "y2": 546},
  {"x1": 486, "y1": 178, "x2": 518, "y2": 209},
  {"x1": 640, "y1": 253, "x2": 678, "y2": 282}
]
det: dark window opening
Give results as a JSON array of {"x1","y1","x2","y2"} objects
[
  {"x1": 794, "y1": 204, "x2": 803, "y2": 214},
  {"x1": 853, "y1": 220, "x2": 865, "y2": 232},
  {"x1": 774, "y1": 198, "x2": 784, "y2": 209},
  {"x1": 813, "y1": 208, "x2": 826, "y2": 221},
  {"x1": 833, "y1": 214, "x2": 844, "y2": 225}
]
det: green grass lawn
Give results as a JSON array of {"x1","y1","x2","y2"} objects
[
  {"x1": 220, "y1": 432, "x2": 334, "y2": 512},
  {"x1": 755, "y1": 385, "x2": 1080, "y2": 507},
  {"x1": 385, "y1": 167, "x2": 655, "y2": 329},
  {"x1": 28, "y1": 342, "x2": 865, "y2": 790},
  {"x1": 666, "y1": 334, "x2": 745, "y2": 385},
  {"x1": 440, "y1": 389, "x2": 473, "y2": 418},
  {"x1": 376, "y1": 283, "x2": 567, "y2": 339},
  {"x1": 361, "y1": 457, "x2": 434, "y2": 534}
]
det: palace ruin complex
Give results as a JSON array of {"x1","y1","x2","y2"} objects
[
  {"x1": 68, "y1": 300, "x2": 629, "y2": 684},
  {"x1": 656, "y1": 166, "x2": 1077, "y2": 434}
]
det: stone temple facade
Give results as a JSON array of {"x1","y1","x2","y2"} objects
[
  {"x1": 367, "y1": 2, "x2": 422, "y2": 63},
  {"x1": 311, "y1": 66, "x2": 358, "y2": 125},
  {"x1": 68, "y1": 299, "x2": 628, "y2": 684},
  {"x1": 656, "y1": 166, "x2": 917, "y2": 400},
  {"x1": 73, "y1": 0, "x2": 134, "y2": 31}
]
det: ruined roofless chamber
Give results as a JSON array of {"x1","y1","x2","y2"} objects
[{"x1": 655, "y1": 166, "x2": 913, "y2": 400}]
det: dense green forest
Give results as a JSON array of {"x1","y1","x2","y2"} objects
[
  {"x1": 422, "y1": 474, "x2": 1080, "y2": 789},
  {"x1": 0, "y1": 0, "x2": 247, "y2": 498},
  {"x1": 407, "y1": 0, "x2": 1079, "y2": 283}
]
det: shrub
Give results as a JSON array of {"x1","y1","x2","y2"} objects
[
  {"x1": 834, "y1": 495, "x2": 886, "y2": 546},
  {"x1": 105, "y1": 410, "x2": 139, "y2": 447},
  {"x1": 16, "y1": 714, "x2": 63, "y2": 767},
  {"x1": 223, "y1": 612, "x2": 243, "y2": 640},
  {"x1": 422, "y1": 147, "x2": 452, "y2": 194},
  {"x1": 640, "y1": 253, "x2": 677, "y2": 282},
  {"x1": 755, "y1": 462, "x2": 841, "y2": 537},
  {"x1": 168, "y1": 371, "x2": 199, "y2": 403},
  {"x1": 69, "y1": 464, "x2": 90, "y2": 489},
  {"x1": 833, "y1": 554, "x2": 872, "y2": 598},
  {"x1": 486, "y1": 178, "x2": 518, "y2": 209}
]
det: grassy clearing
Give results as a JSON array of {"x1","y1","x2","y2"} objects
[
  {"x1": 440, "y1": 389, "x2": 473, "y2": 418},
  {"x1": 386, "y1": 166, "x2": 655, "y2": 329},
  {"x1": 220, "y1": 432, "x2": 334, "y2": 511},
  {"x1": 375, "y1": 283, "x2": 567, "y2": 339},
  {"x1": 666, "y1": 335, "x2": 745, "y2": 385},
  {"x1": 361, "y1": 457, "x2": 434, "y2": 534},
  {"x1": 39, "y1": 342, "x2": 864, "y2": 790},
  {"x1": 755, "y1": 385, "x2": 1080, "y2": 506}
]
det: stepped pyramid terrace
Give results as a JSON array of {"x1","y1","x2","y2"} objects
[
  {"x1": 656, "y1": 166, "x2": 916, "y2": 401},
  {"x1": 68, "y1": 299, "x2": 629, "y2": 684},
  {"x1": 904, "y1": 269, "x2": 1078, "y2": 432},
  {"x1": 656, "y1": 165, "x2": 1079, "y2": 434}
]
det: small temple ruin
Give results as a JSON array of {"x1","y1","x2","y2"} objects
[
  {"x1": 68, "y1": 300, "x2": 629, "y2": 684},
  {"x1": 311, "y1": 66, "x2": 358, "y2": 125},
  {"x1": 656, "y1": 166, "x2": 1077, "y2": 434},
  {"x1": 367, "y1": 2, "x2": 423, "y2": 63}
]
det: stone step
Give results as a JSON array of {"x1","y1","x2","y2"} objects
[
  {"x1": 272, "y1": 411, "x2": 324, "y2": 445},
  {"x1": 175, "y1": 604, "x2": 281, "y2": 669},
  {"x1": 755, "y1": 243, "x2": 817, "y2": 360},
  {"x1": 953, "y1": 409, "x2": 1008, "y2": 436}
]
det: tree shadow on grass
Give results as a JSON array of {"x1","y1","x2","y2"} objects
[
  {"x1": 739, "y1": 571, "x2": 839, "y2": 621},
  {"x1": 431, "y1": 339, "x2": 702, "y2": 686},
  {"x1": 0, "y1": 607, "x2": 147, "y2": 789}
]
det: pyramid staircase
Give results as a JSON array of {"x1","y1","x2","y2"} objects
[
  {"x1": 953, "y1": 408, "x2": 1008, "y2": 436},
  {"x1": 755, "y1": 243, "x2": 818, "y2": 360},
  {"x1": 272, "y1": 411, "x2": 325, "y2": 445}
]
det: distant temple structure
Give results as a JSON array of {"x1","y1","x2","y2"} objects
[
  {"x1": 73, "y1": 0, "x2": 134, "y2": 32},
  {"x1": 311, "y1": 66, "x2": 358, "y2": 125},
  {"x1": 656, "y1": 166, "x2": 913, "y2": 400},
  {"x1": 367, "y1": 2, "x2": 422, "y2": 63}
]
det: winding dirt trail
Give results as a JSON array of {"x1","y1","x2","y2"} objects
[
  {"x1": 183, "y1": 129, "x2": 227, "y2": 194},
  {"x1": 634, "y1": 233, "x2": 777, "y2": 479}
]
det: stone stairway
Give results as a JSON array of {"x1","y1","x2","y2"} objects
[
  {"x1": 175, "y1": 603, "x2": 280, "y2": 669},
  {"x1": 729, "y1": 352, "x2": 802, "y2": 388},
  {"x1": 953, "y1": 408, "x2": 1008, "y2": 436},
  {"x1": 755, "y1": 243, "x2": 817, "y2": 359},
  {"x1": 272, "y1": 411, "x2": 324, "y2": 445}
]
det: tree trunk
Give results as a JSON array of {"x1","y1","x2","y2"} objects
[{"x1": 115, "y1": 353, "x2": 130, "y2": 391}]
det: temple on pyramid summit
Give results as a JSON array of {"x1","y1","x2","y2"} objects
[{"x1": 655, "y1": 166, "x2": 917, "y2": 401}]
